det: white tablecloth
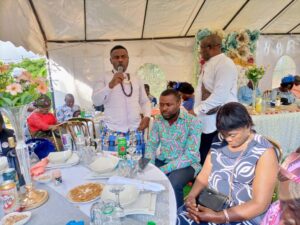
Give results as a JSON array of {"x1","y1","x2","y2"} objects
[
  {"x1": 45, "y1": 163, "x2": 177, "y2": 225},
  {"x1": 252, "y1": 112, "x2": 300, "y2": 156}
]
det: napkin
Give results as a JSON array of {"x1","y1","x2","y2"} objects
[
  {"x1": 107, "y1": 176, "x2": 165, "y2": 192},
  {"x1": 30, "y1": 158, "x2": 49, "y2": 177}
]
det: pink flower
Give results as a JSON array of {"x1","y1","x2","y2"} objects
[
  {"x1": 17, "y1": 71, "x2": 33, "y2": 82},
  {"x1": 37, "y1": 82, "x2": 48, "y2": 94},
  {"x1": 0, "y1": 64, "x2": 9, "y2": 73},
  {"x1": 33, "y1": 77, "x2": 46, "y2": 85},
  {"x1": 6, "y1": 83, "x2": 22, "y2": 95}
]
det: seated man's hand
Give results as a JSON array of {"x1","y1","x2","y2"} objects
[{"x1": 138, "y1": 117, "x2": 150, "y2": 131}]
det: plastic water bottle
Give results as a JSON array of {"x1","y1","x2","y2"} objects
[{"x1": 75, "y1": 131, "x2": 85, "y2": 158}]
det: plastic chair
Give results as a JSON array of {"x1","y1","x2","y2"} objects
[
  {"x1": 68, "y1": 118, "x2": 96, "y2": 139},
  {"x1": 51, "y1": 121, "x2": 70, "y2": 151},
  {"x1": 26, "y1": 138, "x2": 55, "y2": 159}
]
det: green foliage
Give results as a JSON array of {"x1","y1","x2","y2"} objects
[
  {"x1": 0, "y1": 58, "x2": 48, "y2": 107},
  {"x1": 245, "y1": 65, "x2": 265, "y2": 85},
  {"x1": 8, "y1": 58, "x2": 47, "y2": 78}
]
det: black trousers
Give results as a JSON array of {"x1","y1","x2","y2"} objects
[
  {"x1": 155, "y1": 159, "x2": 194, "y2": 208},
  {"x1": 199, "y1": 130, "x2": 218, "y2": 165}
]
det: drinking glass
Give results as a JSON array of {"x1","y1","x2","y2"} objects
[
  {"x1": 117, "y1": 160, "x2": 131, "y2": 177},
  {"x1": 90, "y1": 199, "x2": 121, "y2": 225},
  {"x1": 109, "y1": 185, "x2": 125, "y2": 215}
]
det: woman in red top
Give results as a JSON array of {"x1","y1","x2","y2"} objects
[{"x1": 27, "y1": 95, "x2": 57, "y2": 139}]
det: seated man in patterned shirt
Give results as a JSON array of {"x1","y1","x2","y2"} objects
[
  {"x1": 56, "y1": 93, "x2": 81, "y2": 122},
  {"x1": 145, "y1": 89, "x2": 202, "y2": 208}
]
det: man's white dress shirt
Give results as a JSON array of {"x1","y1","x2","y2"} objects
[
  {"x1": 194, "y1": 53, "x2": 238, "y2": 134},
  {"x1": 92, "y1": 71, "x2": 151, "y2": 133}
]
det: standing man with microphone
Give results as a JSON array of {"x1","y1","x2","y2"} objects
[{"x1": 92, "y1": 45, "x2": 151, "y2": 152}]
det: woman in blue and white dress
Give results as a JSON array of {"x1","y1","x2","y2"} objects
[{"x1": 177, "y1": 102, "x2": 279, "y2": 225}]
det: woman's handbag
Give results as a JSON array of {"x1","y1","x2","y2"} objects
[{"x1": 196, "y1": 187, "x2": 231, "y2": 211}]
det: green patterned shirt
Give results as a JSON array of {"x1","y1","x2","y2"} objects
[{"x1": 145, "y1": 110, "x2": 202, "y2": 176}]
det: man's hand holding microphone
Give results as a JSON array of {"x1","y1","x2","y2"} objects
[{"x1": 109, "y1": 66, "x2": 125, "y2": 89}]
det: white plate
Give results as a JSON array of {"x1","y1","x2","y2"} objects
[
  {"x1": 33, "y1": 172, "x2": 52, "y2": 184},
  {"x1": 101, "y1": 184, "x2": 139, "y2": 206},
  {"x1": 66, "y1": 192, "x2": 101, "y2": 204},
  {"x1": 1, "y1": 211, "x2": 31, "y2": 225},
  {"x1": 46, "y1": 153, "x2": 79, "y2": 169},
  {"x1": 66, "y1": 183, "x2": 103, "y2": 204},
  {"x1": 86, "y1": 170, "x2": 118, "y2": 180},
  {"x1": 88, "y1": 156, "x2": 119, "y2": 173}
]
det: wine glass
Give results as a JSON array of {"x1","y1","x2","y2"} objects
[
  {"x1": 90, "y1": 199, "x2": 121, "y2": 225},
  {"x1": 109, "y1": 185, "x2": 125, "y2": 215}
]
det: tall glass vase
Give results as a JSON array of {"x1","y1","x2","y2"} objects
[{"x1": 0, "y1": 105, "x2": 48, "y2": 210}]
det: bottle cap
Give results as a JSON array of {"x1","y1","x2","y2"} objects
[{"x1": 147, "y1": 221, "x2": 156, "y2": 225}]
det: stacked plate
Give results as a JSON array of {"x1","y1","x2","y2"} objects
[{"x1": 46, "y1": 150, "x2": 80, "y2": 169}]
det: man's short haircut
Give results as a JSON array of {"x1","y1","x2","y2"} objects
[
  {"x1": 203, "y1": 34, "x2": 222, "y2": 47},
  {"x1": 178, "y1": 82, "x2": 194, "y2": 94},
  {"x1": 110, "y1": 45, "x2": 128, "y2": 55},
  {"x1": 144, "y1": 84, "x2": 150, "y2": 89},
  {"x1": 65, "y1": 93, "x2": 74, "y2": 100},
  {"x1": 216, "y1": 102, "x2": 253, "y2": 131},
  {"x1": 160, "y1": 89, "x2": 181, "y2": 102}
]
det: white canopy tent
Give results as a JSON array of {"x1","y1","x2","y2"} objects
[{"x1": 1, "y1": 0, "x2": 300, "y2": 108}]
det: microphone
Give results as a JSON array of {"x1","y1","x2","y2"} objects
[{"x1": 117, "y1": 66, "x2": 124, "y2": 73}]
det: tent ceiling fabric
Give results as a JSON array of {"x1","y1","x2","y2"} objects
[
  {"x1": 226, "y1": 0, "x2": 292, "y2": 31},
  {"x1": 0, "y1": 0, "x2": 45, "y2": 54},
  {"x1": 33, "y1": 0, "x2": 85, "y2": 40},
  {"x1": 0, "y1": 0, "x2": 300, "y2": 55},
  {"x1": 187, "y1": 0, "x2": 247, "y2": 35}
]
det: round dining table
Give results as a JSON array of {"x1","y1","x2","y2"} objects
[{"x1": 28, "y1": 161, "x2": 177, "y2": 225}]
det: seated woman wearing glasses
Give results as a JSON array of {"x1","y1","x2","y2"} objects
[{"x1": 177, "y1": 102, "x2": 278, "y2": 225}]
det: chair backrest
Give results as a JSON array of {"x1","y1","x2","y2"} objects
[
  {"x1": 51, "y1": 121, "x2": 70, "y2": 151},
  {"x1": 68, "y1": 118, "x2": 96, "y2": 139},
  {"x1": 265, "y1": 137, "x2": 283, "y2": 162}
]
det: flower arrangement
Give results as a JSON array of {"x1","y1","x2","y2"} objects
[
  {"x1": 245, "y1": 65, "x2": 265, "y2": 86},
  {"x1": 0, "y1": 64, "x2": 48, "y2": 107}
]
